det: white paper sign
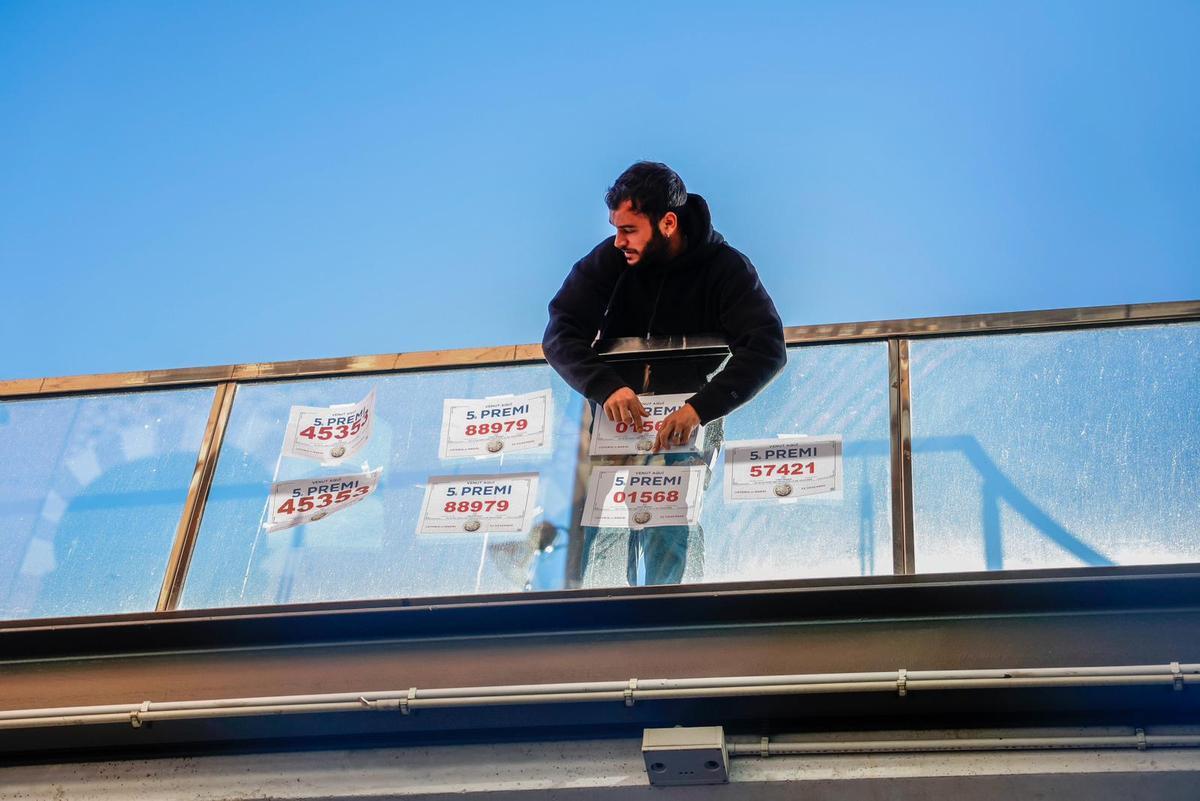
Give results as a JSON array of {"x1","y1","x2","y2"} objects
[
  {"x1": 264, "y1": 467, "x2": 383, "y2": 533},
  {"x1": 438, "y1": 389, "x2": 552, "y2": 459},
  {"x1": 281, "y1": 389, "x2": 376, "y2": 466},
  {"x1": 416, "y1": 472, "x2": 539, "y2": 535},
  {"x1": 589, "y1": 393, "x2": 705, "y2": 456},
  {"x1": 723, "y1": 436, "x2": 843, "y2": 502},
  {"x1": 581, "y1": 465, "x2": 707, "y2": 530}
]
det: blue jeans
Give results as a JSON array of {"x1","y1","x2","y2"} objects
[{"x1": 580, "y1": 420, "x2": 722, "y2": 587}]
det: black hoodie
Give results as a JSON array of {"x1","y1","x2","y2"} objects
[{"x1": 542, "y1": 194, "x2": 786, "y2": 424}]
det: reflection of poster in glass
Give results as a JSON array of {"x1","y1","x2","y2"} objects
[
  {"x1": 723, "y1": 436, "x2": 842, "y2": 502},
  {"x1": 417, "y1": 472, "x2": 539, "y2": 535},
  {"x1": 589, "y1": 393, "x2": 705, "y2": 456},
  {"x1": 439, "y1": 389, "x2": 552, "y2": 459},
  {"x1": 581, "y1": 465, "x2": 706, "y2": 530},
  {"x1": 264, "y1": 468, "x2": 383, "y2": 533},
  {"x1": 281, "y1": 389, "x2": 375, "y2": 466}
]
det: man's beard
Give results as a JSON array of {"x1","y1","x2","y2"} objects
[{"x1": 636, "y1": 225, "x2": 671, "y2": 267}]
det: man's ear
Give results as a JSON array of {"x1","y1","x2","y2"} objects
[{"x1": 659, "y1": 211, "x2": 678, "y2": 238}]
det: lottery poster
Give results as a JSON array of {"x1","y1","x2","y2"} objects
[
  {"x1": 438, "y1": 389, "x2": 552, "y2": 459},
  {"x1": 416, "y1": 472, "x2": 539, "y2": 536},
  {"x1": 281, "y1": 389, "x2": 376, "y2": 467},
  {"x1": 589, "y1": 393, "x2": 705, "y2": 456},
  {"x1": 723, "y1": 436, "x2": 842, "y2": 502},
  {"x1": 264, "y1": 467, "x2": 383, "y2": 533},
  {"x1": 581, "y1": 465, "x2": 707, "y2": 530}
]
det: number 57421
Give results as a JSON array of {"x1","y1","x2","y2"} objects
[{"x1": 749, "y1": 462, "x2": 815, "y2": 478}]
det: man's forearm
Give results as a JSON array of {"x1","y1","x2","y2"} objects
[
  {"x1": 542, "y1": 330, "x2": 629, "y2": 406},
  {"x1": 686, "y1": 330, "x2": 787, "y2": 423},
  {"x1": 542, "y1": 245, "x2": 631, "y2": 405}
]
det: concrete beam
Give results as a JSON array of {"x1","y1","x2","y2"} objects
[{"x1": 2, "y1": 736, "x2": 1199, "y2": 800}]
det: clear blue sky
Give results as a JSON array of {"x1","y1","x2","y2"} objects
[{"x1": 2, "y1": 1, "x2": 1197, "y2": 381}]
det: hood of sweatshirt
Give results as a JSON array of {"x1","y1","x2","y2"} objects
[{"x1": 639, "y1": 193, "x2": 726, "y2": 275}]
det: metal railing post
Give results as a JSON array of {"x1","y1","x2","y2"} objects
[
  {"x1": 565, "y1": 401, "x2": 595, "y2": 589},
  {"x1": 156, "y1": 382, "x2": 238, "y2": 611},
  {"x1": 888, "y1": 339, "x2": 916, "y2": 574}
]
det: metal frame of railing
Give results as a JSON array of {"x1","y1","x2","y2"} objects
[{"x1": 2, "y1": 299, "x2": 1198, "y2": 613}]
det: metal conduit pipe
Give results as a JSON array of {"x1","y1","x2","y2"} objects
[
  {"x1": 0, "y1": 662, "x2": 1194, "y2": 731},
  {"x1": 628, "y1": 674, "x2": 1197, "y2": 702},
  {"x1": 4, "y1": 662, "x2": 1193, "y2": 723},
  {"x1": 728, "y1": 732, "x2": 1200, "y2": 757},
  {"x1": 640, "y1": 663, "x2": 1197, "y2": 689}
]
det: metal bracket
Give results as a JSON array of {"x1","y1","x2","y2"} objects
[
  {"x1": 130, "y1": 700, "x2": 151, "y2": 729},
  {"x1": 625, "y1": 679, "x2": 638, "y2": 707},
  {"x1": 363, "y1": 697, "x2": 401, "y2": 712},
  {"x1": 1136, "y1": 728, "x2": 1147, "y2": 751},
  {"x1": 1171, "y1": 662, "x2": 1183, "y2": 691},
  {"x1": 400, "y1": 687, "x2": 417, "y2": 715},
  {"x1": 760, "y1": 736, "x2": 770, "y2": 758},
  {"x1": 897, "y1": 669, "x2": 908, "y2": 697}
]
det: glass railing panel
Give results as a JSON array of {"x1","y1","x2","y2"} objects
[
  {"x1": 180, "y1": 366, "x2": 586, "y2": 608},
  {"x1": 700, "y1": 341, "x2": 894, "y2": 581},
  {"x1": 909, "y1": 322, "x2": 1200, "y2": 573},
  {"x1": 6, "y1": 313, "x2": 1195, "y2": 621},
  {"x1": 182, "y1": 342, "x2": 893, "y2": 609},
  {"x1": 0, "y1": 388, "x2": 216, "y2": 620}
]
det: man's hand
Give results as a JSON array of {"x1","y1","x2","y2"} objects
[
  {"x1": 603, "y1": 387, "x2": 647, "y2": 426},
  {"x1": 652, "y1": 402, "x2": 701, "y2": 453}
]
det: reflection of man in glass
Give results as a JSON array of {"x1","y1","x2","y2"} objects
[{"x1": 543, "y1": 162, "x2": 786, "y2": 586}]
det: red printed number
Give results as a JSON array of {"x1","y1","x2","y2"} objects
[
  {"x1": 465, "y1": 420, "x2": 528, "y2": 436},
  {"x1": 611, "y1": 490, "x2": 680, "y2": 504},
  {"x1": 298, "y1": 415, "x2": 367, "y2": 441},
  {"x1": 276, "y1": 486, "x2": 369, "y2": 516},
  {"x1": 749, "y1": 462, "x2": 815, "y2": 478},
  {"x1": 443, "y1": 499, "x2": 510, "y2": 513},
  {"x1": 614, "y1": 420, "x2": 665, "y2": 434}
]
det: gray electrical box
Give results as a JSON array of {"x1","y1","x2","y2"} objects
[{"x1": 641, "y1": 726, "x2": 729, "y2": 786}]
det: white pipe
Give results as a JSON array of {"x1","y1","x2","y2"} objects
[
  {"x1": 729, "y1": 733, "x2": 1200, "y2": 756},
  {"x1": 637, "y1": 681, "x2": 902, "y2": 700},
  {"x1": 909, "y1": 664, "x2": 1198, "y2": 680},
  {"x1": 638, "y1": 671, "x2": 900, "y2": 689},
  {"x1": 409, "y1": 680, "x2": 632, "y2": 698},
  {"x1": 0, "y1": 661, "x2": 1194, "y2": 731},
  {"x1": 640, "y1": 663, "x2": 1199, "y2": 690}
]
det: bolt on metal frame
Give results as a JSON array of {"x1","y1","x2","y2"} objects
[{"x1": 1, "y1": 299, "x2": 1197, "y2": 612}]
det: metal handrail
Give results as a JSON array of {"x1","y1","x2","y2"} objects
[{"x1": 2, "y1": 299, "x2": 1196, "y2": 399}]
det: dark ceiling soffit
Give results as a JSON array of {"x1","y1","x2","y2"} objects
[{"x1": 4, "y1": 564, "x2": 1200, "y2": 660}]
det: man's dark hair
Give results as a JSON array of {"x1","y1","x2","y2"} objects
[{"x1": 605, "y1": 161, "x2": 687, "y2": 224}]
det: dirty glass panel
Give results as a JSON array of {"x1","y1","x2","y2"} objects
[
  {"x1": 573, "y1": 342, "x2": 891, "y2": 590},
  {"x1": 182, "y1": 342, "x2": 892, "y2": 608},
  {"x1": 0, "y1": 388, "x2": 215, "y2": 620},
  {"x1": 910, "y1": 323, "x2": 1200, "y2": 573},
  {"x1": 180, "y1": 366, "x2": 586, "y2": 608},
  {"x1": 697, "y1": 341, "x2": 893, "y2": 582}
]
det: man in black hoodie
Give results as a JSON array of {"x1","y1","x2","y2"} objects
[{"x1": 543, "y1": 161, "x2": 786, "y2": 585}]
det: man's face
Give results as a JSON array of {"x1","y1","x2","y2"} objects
[{"x1": 609, "y1": 200, "x2": 668, "y2": 266}]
